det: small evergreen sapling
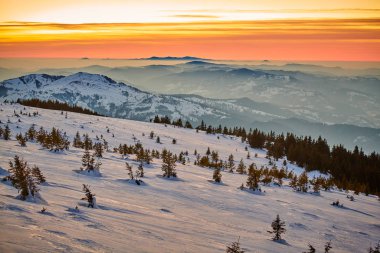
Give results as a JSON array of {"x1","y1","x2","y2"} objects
[
  {"x1": 324, "y1": 241, "x2": 332, "y2": 253},
  {"x1": 82, "y1": 184, "x2": 96, "y2": 208},
  {"x1": 3, "y1": 124, "x2": 11, "y2": 140},
  {"x1": 268, "y1": 214, "x2": 286, "y2": 241},
  {"x1": 226, "y1": 237, "x2": 245, "y2": 253},
  {"x1": 213, "y1": 167, "x2": 222, "y2": 183},
  {"x1": 136, "y1": 163, "x2": 144, "y2": 178},
  {"x1": 303, "y1": 244, "x2": 316, "y2": 253}
]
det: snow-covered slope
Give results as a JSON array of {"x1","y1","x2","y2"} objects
[{"x1": 0, "y1": 104, "x2": 379, "y2": 253}]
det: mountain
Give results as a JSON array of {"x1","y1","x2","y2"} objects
[
  {"x1": 138, "y1": 56, "x2": 209, "y2": 61},
  {"x1": 1, "y1": 72, "x2": 379, "y2": 152},
  {"x1": 27, "y1": 62, "x2": 380, "y2": 129}
]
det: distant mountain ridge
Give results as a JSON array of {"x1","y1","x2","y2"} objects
[
  {"x1": 1, "y1": 72, "x2": 379, "y2": 152},
  {"x1": 136, "y1": 56, "x2": 209, "y2": 61}
]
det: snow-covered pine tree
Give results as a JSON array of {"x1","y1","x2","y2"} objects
[
  {"x1": 226, "y1": 237, "x2": 245, "y2": 253},
  {"x1": 82, "y1": 184, "x2": 96, "y2": 208},
  {"x1": 213, "y1": 167, "x2": 222, "y2": 183},
  {"x1": 81, "y1": 150, "x2": 95, "y2": 171},
  {"x1": 236, "y1": 159, "x2": 246, "y2": 174},
  {"x1": 268, "y1": 214, "x2": 286, "y2": 241}
]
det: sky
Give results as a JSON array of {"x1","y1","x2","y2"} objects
[{"x1": 0, "y1": 0, "x2": 379, "y2": 61}]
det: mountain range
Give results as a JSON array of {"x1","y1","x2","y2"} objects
[{"x1": 1, "y1": 72, "x2": 379, "y2": 153}]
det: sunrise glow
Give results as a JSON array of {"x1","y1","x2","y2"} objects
[{"x1": 0, "y1": 0, "x2": 379, "y2": 60}]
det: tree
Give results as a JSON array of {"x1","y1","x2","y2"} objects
[
  {"x1": 73, "y1": 131, "x2": 83, "y2": 148},
  {"x1": 268, "y1": 214, "x2": 286, "y2": 241},
  {"x1": 227, "y1": 154, "x2": 235, "y2": 173},
  {"x1": 31, "y1": 165, "x2": 46, "y2": 184},
  {"x1": 81, "y1": 150, "x2": 95, "y2": 171},
  {"x1": 126, "y1": 162, "x2": 134, "y2": 180},
  {"x1": 3, "y1": 124, "x2": 11, "y2": 140},
  {"x1": 8, "y1": 155, "x2": 40, "y2": 200},
  {"x1": 82, "y1": 134, "x2": 93, "y2": 150},
  {"x1": 368, "y1": 242, "x2": 380, "y2": 253},
  {"x1": 82, "y1": 184, "x2": 96, "y2": 208},
  {"x1": 213, "y1": 167, "x2": 222, "y2": 183},
  {"x1": 206, "y1": 147, "x2": 211, "y2": 156},
  {"x1": 226, "y1": 237, "x2": 245, "y2": 253},
  {"x1": 303, "y1": 244, "x2": 316, "y2": 253},
  {"x1": 236, "y1": 159, "x2": 246, "y2": 174},
  {"x1": 246, "y1": 164, "x2": 260, "y2": 191},
  {"x1": 161, "y1": 149, "x2": 177, "y2": 178},
  {"x1": 137, "y1": 162, "x2": 144, "y2": 178},
  {"x1": 93, "y1": 142, "x2": 103, "y2": 158},
  {"x1": 16, "y1": 133, "x2": 27, "y2": 146},
  {"x1": 298, "y1": 171, "x2": 309, "y2": 192},
  {"x1": 324, "y1": 241, "x2": 332, "y2": 253}
]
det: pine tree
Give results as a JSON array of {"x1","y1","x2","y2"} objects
[
  {"x1": 246, "y1": 164, "x2": 260, "y2": 190},
  {"x1": 324, "y1": 241, "x2": 332, "y2": 253},
  {"x1": 161, "y1": 150, "x2": 177, "y2": 178},
  {"x1": 126, "y1": 162, "x2": 134, "y2": 180},
  {"x1": 228, "y1": 154, "x2": 235, "y2": 173},
  {"x1": 31, "y1": 165, "x2": 46, "y2": 184},
  {"x1": 226, "y1": 237, "x2": 245, "y2": 253},
  {"x1": 298, "y1": 171, "x2": 309, "y2": 192},
  {"x1": 93, "y1": 142, "x2": 103, "y2": 158},
  {"x1": 81, "y1": 150, "x2": 94, "y2": 171},
  {"x1": 236, "y1": 159, "x2": 246, "y2": 174},
  {"x1": 303, "y1": 244, "x2": 316, "y2": 253},
  {"x1": 8, "y1": 155, "x2": 40, "y2": 200},
  {"x1": 289, "y1": 175, "x2": 298, "y2": 190},
  {"x1": 206, "y1": 147, "x2": 211, "y2": 156},
  {"x1": 82, "y1": 184, "x2": 96, "y2": 208},
  {"x1": 27, "y1": 125, "x2": 37, "y2": 141},
  {"x1": 268, "y1": 214, "x2": 286, "y2": 241},
  {"x1": 368, "y1": 242, "x2": 380, "y2": 253},
  {"x1": 16, "y1": 133, "x2": 27, "y2": 146},
  {"x1": 213, "y1": 167, "x2": 222, "y2": 183},
  {"x1": 82, "y1": 134, "x2": 93, "y2": 150},
  {"x1": 3, "y1": 124, "x2": 11, "y2": 140},
  {"x1": 73, "y1": 131, "x2": 83, "y2": 148},
  {"x1": 137, "y1": 162, "x2": 144, "y2": 178}
]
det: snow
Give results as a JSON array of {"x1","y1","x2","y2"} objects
[{"x1": 0, "y1": 103, "x2": 379, "y2": 253}]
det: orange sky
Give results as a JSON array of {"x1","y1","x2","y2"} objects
[{"x1": 0, "y1": 0, "x2": 379, "y2": 61}]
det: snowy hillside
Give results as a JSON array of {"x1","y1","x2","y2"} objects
[
  {"x1": 0, "y1": 72, "x2": 289, "y2": 124},
  {"x1": 1, "y1": 104, "x2": 379, "y2": 253}
]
